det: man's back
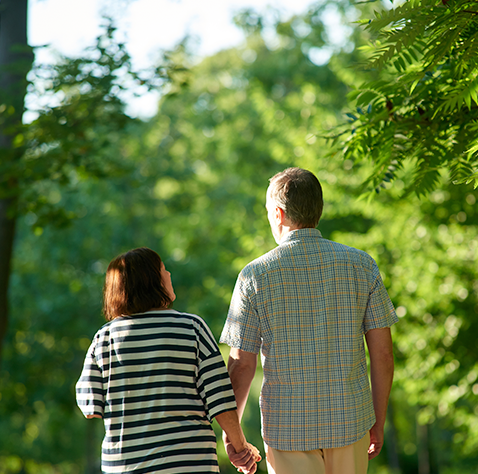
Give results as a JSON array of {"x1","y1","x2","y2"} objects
[{"x1": 221, "y1": 228, "x2": 396, "y2": 450}]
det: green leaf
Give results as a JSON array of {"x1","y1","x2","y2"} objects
[{"x1": 410, "y1": 79, "x2": 420, "y2": 94}]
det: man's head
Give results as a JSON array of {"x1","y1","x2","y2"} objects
[{"x1": 267, "y1": 168, "x2": 323, "y2": 231}]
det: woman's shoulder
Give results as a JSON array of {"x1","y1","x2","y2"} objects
[{"x1": 173, "y1": 310, "x2": 213, "y2": 332}]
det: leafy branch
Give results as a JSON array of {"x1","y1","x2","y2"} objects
[{"x1": 331, "y1": 0, "x2": 478, "y2": 196}]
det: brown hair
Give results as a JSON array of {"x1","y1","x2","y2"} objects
[
  {"x1": 103, "y1": 247, "x2": 173, "y2": 321},
  {"x1": 269, "y1": 167, "x2": 323, "y2": 228}
]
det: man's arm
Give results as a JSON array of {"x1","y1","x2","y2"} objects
[
  {"x1": 215, "y1": 409, "x2": 248, "y2": 453},
  {"x1": 365, "y1": 327, "x2": 394, "y2": 460},
  {"x1": 219, "y1": 348, "x2": 260, "y2": 473},
  {"x1": 227, "y1": 347, "x2": 258, "y2": 421}
]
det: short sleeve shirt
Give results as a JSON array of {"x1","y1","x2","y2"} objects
[
  {"x1": 220, "y1": 229, "x2": 398, "y2": 450},
  {"x1": 76, "y1": 310, "x2": 237, "y2": 473}
]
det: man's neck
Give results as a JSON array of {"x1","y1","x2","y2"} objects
[{"x1": 276, "y1": 223, "x2": 302, "y2": 243}]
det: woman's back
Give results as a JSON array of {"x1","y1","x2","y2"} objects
[{"x1": 77, "y1": 309, "x2": 236, "y2": 473}]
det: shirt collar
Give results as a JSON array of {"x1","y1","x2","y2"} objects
[{"x1": 279, "y1": 227, "x2": 322, "y2": 245}]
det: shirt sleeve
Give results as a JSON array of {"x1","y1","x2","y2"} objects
[
  {"x1": 75, "y1": 337, "x2": 105, "y2": 418},
  {"x1": 219, "y1": 268, "x2": 262, "y2": 354},
  {"x1": 363, "y1": 260, "x2": 398, "y2": 333},
  {"x1": 195, "y1": 318, "x2": 237, "y2": 421}
]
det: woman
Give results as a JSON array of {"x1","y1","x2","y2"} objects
[{"x1": 76, "y1": 247, "x2": 260, "y2": 473}]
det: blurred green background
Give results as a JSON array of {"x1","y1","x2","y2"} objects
[{"x1": 1, "y1": 1, "x2": 478, "y2": 473}]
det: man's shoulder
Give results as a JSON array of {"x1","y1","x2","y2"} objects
[
  {"x1": 322, "y1": 238, "x2": 374, "y2": 258},
  {"x1": 239, "y1": 233, "x2": 377, "y2": 280},
  {"x1": 241, "y1": 247, "x2": 281, "y2": 277},
  {"x1": 250, "y1": 236, "x2": 375, "y2": 269},
  {"x1": 322, "y1": 239, "x2": 379, "y2": 272}
]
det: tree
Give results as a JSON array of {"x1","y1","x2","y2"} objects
[
  {"x1": 331, "y1": 179, "x2": 478, "y2": 473},
  {"x1": 143, "y1": 7, "x2": 478, "y2": 471},
  {"x1": 0, "y1": 21, "x2": 184, "y2": 465},
  {"x1": 329, "y1": 0, "x2": 478, "y2": 196},
  {"x1": 0, "y1": 0, "x2": 32, "y2": 361},
  {"x1": 0, "y1": 4, "x2": 177, "y2": 361}
]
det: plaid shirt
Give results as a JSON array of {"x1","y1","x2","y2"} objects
[{"x1": 220, "y1": 228, "x2": 398, "y2": 450}]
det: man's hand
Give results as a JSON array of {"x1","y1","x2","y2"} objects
[
  {"x1": 224, "y1": 434, "x2": 261, "y2": 474},
  {"x1": 368, "y1": 423, "x2": 384, "y2": 460}
]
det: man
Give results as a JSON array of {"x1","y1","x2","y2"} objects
[{"x1": 220, "y1": 168, "x2": 397, "y2": 474}]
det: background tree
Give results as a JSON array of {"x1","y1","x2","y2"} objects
[
  {"x1": 0, "y1": 2, "x2": 368, "y2": 472},
  {"x1": 0, "y1": 2, "x2": 177, "y2": 361},
  {"x1": 0, "y1": 0, "x2": 32, "y2": 359}
]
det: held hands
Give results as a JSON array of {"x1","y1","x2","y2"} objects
[{"x1": 224, "y1": 434, "x2": 261, "y2": 474}]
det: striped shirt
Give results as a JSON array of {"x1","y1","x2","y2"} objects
[
  {"x1": 76, "y1": 309, "x2": 237, "y2": 473},
  {"x1": 220, "y1": 228, "x2": 398, "y2": 451}
]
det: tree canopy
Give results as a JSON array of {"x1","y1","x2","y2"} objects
[{"x1": 330, "y1": 0, "x2": 478, "y2": 196}]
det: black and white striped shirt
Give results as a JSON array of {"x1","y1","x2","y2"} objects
[{"x1": 76, "y1": 309, "x2": 237, "y2": 473}]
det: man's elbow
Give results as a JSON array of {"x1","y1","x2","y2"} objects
[
  {"x1": 372, "y1": 349, "x2": 395, "y2": 380},
  {"x1": 366, "y1": 328, "x2": 394, "y2": 366},
  {"x1": 228, "y1": 356, "x2": 256, "y2": 378},
  {"x1": 383, "y1": 351, "x2": 395, "y2": 372},
  {"x1": 227, "y1": 350, "x2": 258, "y2": 382}
]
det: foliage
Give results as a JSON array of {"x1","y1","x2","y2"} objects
[
  {"x1": 1, "y1": 19, "x2": 182, "y2": 226},
  {"x1": 329, "y1": 0, "x2": 478, "y2": 196},
  {"x1": 1, "y1": 3, "x2": 478, "y2": 474}
]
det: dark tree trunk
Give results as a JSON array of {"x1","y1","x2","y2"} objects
[
  {"x1": 417, "y1": 421, "x2": 430, "y2": 474},
  {"x1": 0, "y1": 0, "x2": 33, "y2": 361},
  {"x1": 0, "y1": 199, "x2": 16, "y2": 359}
]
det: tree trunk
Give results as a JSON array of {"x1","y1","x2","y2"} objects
[
  {"x1": 0, "y1": 199, "x2": 16, "y2": 359},
  {"x1": 417, "y1": 421, "x2": 430, "y2": 474},
  {"x1": 0, "y1": 0, "x2": 33, "y2": 361}
]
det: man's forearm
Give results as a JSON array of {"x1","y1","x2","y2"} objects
[
  {"x1": 227, "y1": 349, "x2": 257, "y2": 421},
  {"x1": 215, "y1": 409, "x2": 247, "y2": 452},
  {"x1": 365, "y1": 328, "x2": 394, "y2": 427},
  {"x1": 370, "y1": 352, "x2": 394, "y2": 427},
  {"x1": 365, "y1": 327, "x2": 394, "y2": 459}
]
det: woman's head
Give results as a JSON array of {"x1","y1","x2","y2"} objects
[{"x1": 103, "y1": 247, "x2": 175, "y2": 321}]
